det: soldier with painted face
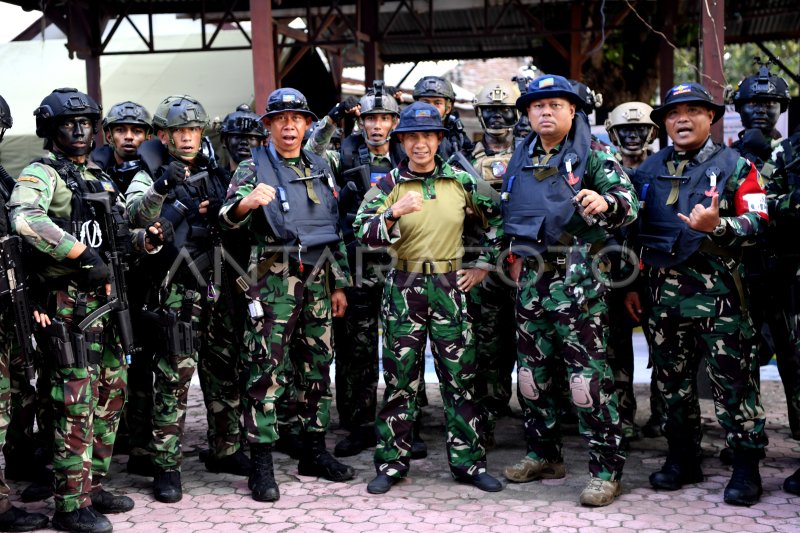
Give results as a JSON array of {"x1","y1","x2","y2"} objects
[
  {"x1": 219, "y1": 87, "x2": 355, "y2": 503},
  {"x1": 501, "y1": 75, "x2": 638, "y2": 507},
  {"x1": 0, "y1": 93, "x2": 50, "y2": 533},
  {"x1": 219, "y1": 104, "x2": 267, "y2": 172},
  {"x1": 125, "y1": 95, "x2": 246, "y2": 503},
  {"x1": 624, "y1": 82, "x2": 769, "y2": 506},
  {"x1": 467, "y1": 80, "x2": 520, "y2": 446},
  {"x1": 9, "y1": 88, "x2": 167, "y2": 532},
  {"x1": 354, "y1": 101, "x2": 504, "y2": 495},
  {"x1": 413, "y1": 76, "x2": 473, "y2": 158},
  {"x1": 604, "y1": 102, "x2": 664, "y2": 441},
  {"x1": 307, "y1": 81, "x2": 404, "y2": 457}
]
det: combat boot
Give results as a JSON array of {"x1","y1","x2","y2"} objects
[
  {"x1": 298, "y1": 433, "x2": 355, "y2": 482},
  {"x1": 126, "y1": 454, "x2": 157, "y2": 477},
  {"x1": 410, "y1": 418, "x2": 427, "y2": 459},
  {"x1": 579, "y1": 477, "x2": 622, "y2": 507},
  {"x1": 0, "y1": 505, "x2": 49, "y2": 532},
  {"x1": 204, "y1": 448, "x2": 251, "y2": 476},
  {"x1": 333, "y1": 425, "x2": 377, "y2": 458},
  {"x1": 152, "y1": 470, "x2": 182, "y2": 503},
  {"x1": 723, "y1": 449, "x2": 763, "y2": 506},
  {"x1": 274, "y1": 427, "x2": 302, "y2": 460},
  {"x1": 51, "y1": 507, "x2": 111, "y2": 533},
  {"x1": 503, "y1": 456, "x2": 566, "y2": 483},
  {"x1": 649, "y1": 455, "x2": 703, "y2": 490},
  {"x1": 90, "y1": 489, "x2": 134, "y2": 514},
  {"x1": 249, "y1": 443, "x2": 279, "y2": 502},
  {"x1": 783, "y1": 467, "x2": 800, "y2": 495}
]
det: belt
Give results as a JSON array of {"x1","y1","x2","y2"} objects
[
  {"x1": 394, "y1": 259, "x2": 462, "y2": 274},
  {"x1": 524, "y1": 253, "x2": 567, "y2": 272}
]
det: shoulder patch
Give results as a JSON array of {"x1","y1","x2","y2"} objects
[{"x1": 18, "y1": 176, "x2": 40, "y2": 184}]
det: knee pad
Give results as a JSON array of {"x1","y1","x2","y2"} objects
[
  {"x1": 570, "y1": 374, "x2": 593, "y2": 408},
  {"x1": 518, "y1": 367, "x2": 539, "y2": 400}
]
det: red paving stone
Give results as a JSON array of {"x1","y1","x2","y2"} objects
[{"x1": 3, "y1": 381, "x2": 800, "y2": 531}]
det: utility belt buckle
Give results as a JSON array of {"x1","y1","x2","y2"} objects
[{"x1": 555, "y1": 255, "x2": 567, "y2": 266}]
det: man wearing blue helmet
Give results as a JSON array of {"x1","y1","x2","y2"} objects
[
  {"x1": 354, "y1": 101, "x2": 504, "y2": 495},
  {"x1": 219, "y1": 87, "x2": 355, "y2": 503},
  {"x1": 500, "y1": 74, "x2": 638, "y2": 507}
]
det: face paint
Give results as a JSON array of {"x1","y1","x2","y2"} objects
[{"x1": 53, "y1": 115, "x2": 93, "y2": 156}]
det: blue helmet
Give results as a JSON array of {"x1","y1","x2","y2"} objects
[
  {"x1": 261, "y1": 88, "x2": 317, "y2": 121},
  {"x1": 515, "y1": 75, "x2": 584, "y2": 112},
  {"x1": 392, "y1": 102, "x2": 449, "y2": 136}
]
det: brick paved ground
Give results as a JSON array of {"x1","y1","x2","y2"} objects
[{"x1": 5, "y1": 379, "x2": 800, "y2": 532}]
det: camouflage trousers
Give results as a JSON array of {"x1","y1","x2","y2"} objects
[
  {"x1": 515, "y1": 265, "x2": 625, "y2": 480},
  {"x1": 47, "y1": 287, "x2": 127, "y2": 513},
  {"x1": 375, "y1": 270, "x2": 485, "y2": 479},
  {"x1": 150, "y1": 281, "x2": 205, "y2": 472},
  {"x1": 241, "y1": 261, "x2": 334, "y2": 444},
  {"x1": 606, "y1": 288, "x2": 638, "y2": 440},
  {"x1": 198, "y1": 293, "x2": 244, "y2": 459},
  {"x1": 0, "y1": 317, "x2": 13, "y2": 513},
  {"x1": 647, "y1": 312, "x2": 768, "y2": 452},
  {"x1": 472, "y1": 272, "x2": 516, "y2": 426},
  {"x1": 333, "y1": 283, "x2": 381, "y2": 431}
]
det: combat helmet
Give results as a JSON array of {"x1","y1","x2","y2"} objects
[
  {"x1": 220, "y1": 104, "x2": 266, "y2": 138},
  {"x1": 261, "y1": 88, "x2": 318, "y2": 121},
  {"x1": 102, "y1": 101, "x2": 152, "y2": 133},
  {"x1": 33, "y1": 88, "x2": 102, "y2": 139},
  {"x1": 0, "y1": 94, "x2": 11, "y2": 142},
  {"x1": 472, "y1": 79, "x2": 521, "y2": 135},
  {"x1": 359, "y1": 81, "x2": 400, "y2": 147},
  {"x1": 732, "y1": 58, "x2": 791, "y2": 113},
  {"x1": 152, "y1": 95, "x2": 208, "y2": 130},
  {"x1": 604, "y1": 102, "x2": 658, "y2": 152},
  {"x1": 413, "y1": 76, "x2": 456, "y2": 102}
]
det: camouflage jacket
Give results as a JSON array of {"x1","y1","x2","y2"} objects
[
  {"x1": 218, "y1": 156, "x2": 352, "y2": 290},
  {"x1": 8, "y1": 151, "x2": 152, "y2": 279},
  {"x1": 633, "y1": 139, "x2": 767, "y2": 318},
  {"x1": 354, "y1": 155, "x2": 503, "y2": 270}
]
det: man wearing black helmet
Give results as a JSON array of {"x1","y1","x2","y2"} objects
[
  {"x1": 0, "y1": 93, "x2": 51, "y2": 533},
  {"x1": 219, "y1": 104, "x2": 267, "y2": 172},
  {"x1": 501, "y1": 75, "x2": 637, "y2": 507},
  {"x1": 413, "y1": 75, "x2": 473, "y2": 158},
  {"x1": 125, "y1": 95, "x2": 244, "y2": 504},
  {"x1": 220, "y1": 87, "x2": 355, "y2": 503},
  {"x1": 624, "y1": 82, "x2": 768, "y2": 506},
  {"x1": 91, "y1": 101, "x2": 153, "y2": 193},
  {"x1": 9, "y1": 88, "x2": 167, "y2": 532}
]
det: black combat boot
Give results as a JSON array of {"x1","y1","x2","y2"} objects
[
  {"x1": 90, "y1": 489, "x2": 134, "y2": 514},
  {"x1": 126, "y1": 454, "x2": 157, "y2": 477},
  {"x1": 649, "y1": 453, "x2": 703, "y2": 491},
  {"x1": 724, "y1": 449, "x2": 763, "y2": 506},
  {"x1": 0, "y1": 505, "x2": 49, "y2": 532},
  {"x1": 410, "y1": 419, "x2": 427, "y2": 460},
  {"x1": 298, "y1": 433, "x2": 355, "y2": 482},
  {"x1": 204, "y1": 448, "x2": 251, "y2": 476},
  {"x1": 274, "y1": 427, "x2": 303, "y2": 460},
  {"x1": 20, "y1": 468, "x2": 54, "y2": 503},
  {"x1": 783, "y1": 467, "x2": 800, "y2": 495},
  {"x1": 152, "y1": 470, "x2": 182, "y2": 503},
  {"x1": 51, "y1": 507, "x2": 111, "y2": 533},
  {"x1": 249, "y1": 443, "x2": 279, "y2": 502},
  {"x1": 333, "y1": 425, "x2": 378, "y2": 458}
]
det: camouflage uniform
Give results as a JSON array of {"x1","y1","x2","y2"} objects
[
  {"x1": 506, "y1": 138, "x2": 637, "y2": 482},
  {"x1": 631, "y1": 138, "x2": 769, "y2": 457},
  {"x1": 8, "y1": 153, "x2": 148, "y2": 512},
  {"x1": 354, "y1": 155, "x2": 503, "y2": 479},
  {"x1": 218, "y1": 155, "x2": 351, "y2": 445},
  {"x1": 0, "y1": 318, "x2": 15, "y2": 512}
]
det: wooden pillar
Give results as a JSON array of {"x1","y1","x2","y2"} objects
[
  {"x1": 360, "y1": 0, "x2": 381, "y2": 85},
  {"x1": 701, "y1": 0, "x2": 725, "y2": 143},
  {"x1": 569, "y1": 3, "x2": 583, "y2": 80},
  {"x1": 251, "y1": 0, "x2": 276, "y2": 113},
  {"x1": 658, "y1": 2, "x2": 676, "y2": 148},
  {"x1": 86, "y1": 54, "x2": 104, "y2": 147}
]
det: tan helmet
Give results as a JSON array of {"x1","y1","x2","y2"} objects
[
  {"x1": 472, "y1": 79, "x2": 521, "y2": 135},
  {"x1": 604, "y1": 101, "x2": 658, "y2": 153}
]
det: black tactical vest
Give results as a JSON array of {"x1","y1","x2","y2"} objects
[
  {"x1": 90, "y1": 144, "x2": 149, "y2": 194},
  {"x1": 253, "y1": 145, "x2": 341, "y2": 264},
  {"x1": 500, "y1": 114, "x2": 593, "y2": 255},
  {"x1": 632, "y1": 144, "x2": 739, "y2": 268}
]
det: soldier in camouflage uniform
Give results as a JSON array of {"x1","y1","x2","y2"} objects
[
  {"x1": 306, "y1": 81, "x2": 404, "y2": 458},
  {"x1": 604, "y1": 101, "x2": 664, "y2": 441},
  {"x1": 125, "y1": 95, "x2": 249, "y2": 503},
  {"x1": 500, "y1": 75, "x2": 637, "y2": 507},
  {"x1": 412, "y1": 76, "x2": 473, "y2": 159},
  {"x1": 467, "y1": 80, "x2": 520, "y2": 447},
  {"x1": 219, "y1": 87, "x2": 355, "y2": 503},
  {"x1": 0, "y1": 92, "x2": 50, "y2": 533},
  {"x1": 9, "y1": 88, "x2": 167, "y2": 532},
  {"x1": 354, "y1": 102, "x2": 504, "y2": 495},
  {"x1": 625, "y1": 82, "x2": 769, "y2": 506}
]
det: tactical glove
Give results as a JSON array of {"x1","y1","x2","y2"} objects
[
  {"x1": 153, "y1": 161, "x2": 188, "y2": 194},
  {"x1": 145, "y1": 217, "x2": 175, "y2": 247},
  {"x1": 740, "y1": 128, "x2": 773, "y2": 162},
  {"x1": 76, "y1": 247, "x2": 111, "y2": 289},
  {"x1": 327, "y1": 96, "x2": 360, "y2": 123}
]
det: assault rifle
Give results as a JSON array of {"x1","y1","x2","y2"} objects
[{"x1": 0, "y1": 235, "x2": 36, "y2": 379}]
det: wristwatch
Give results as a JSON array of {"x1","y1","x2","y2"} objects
[
  {"x1": 712, "y1": 218, "x2": 728, "y2": 236},
  {"x1": 602, "y1": 194, "x2": 617, "y2": 214},
  {"x1": 384, "y1": 207, "x2": 400, "y2": 222}
]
